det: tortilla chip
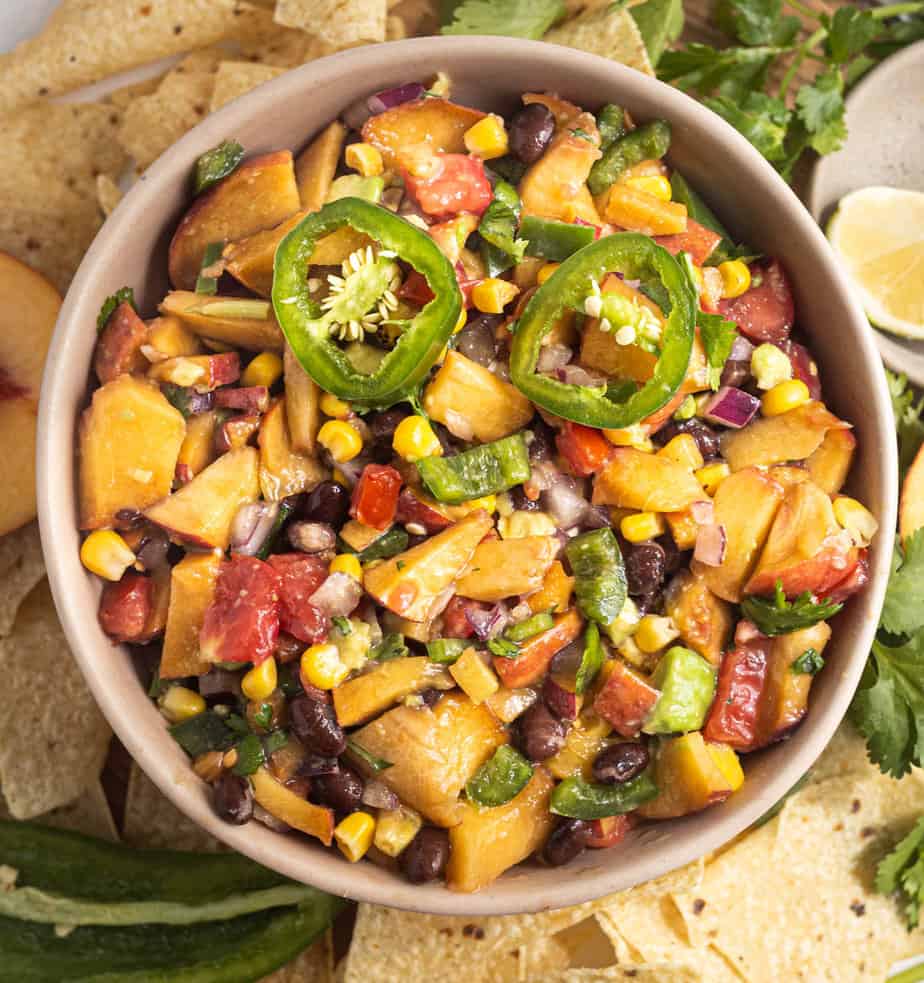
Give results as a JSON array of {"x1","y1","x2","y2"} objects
[
  {"x1": 0, "y1": 0, "x2": 255, "y2": 114},
  {"x1": 533, "y1": 967, "x2": 703, "y2": 983},
  {"x1": 1, "y1": 780, "x2": 117, "y2": 842},
  {"x1": 0, "y1": 579, "x2": 110, "y2": 819},
  {"x1": 104, "y1": 74, "x2": 164, "y2": 111},
  {"x1": 274, "y1": 0, "x2": 387, "y2": 47},
  {"x1": 545, "y1": 6, "x2": 654, "y2": 77},
  {"x1": 261, "y1": 932, "x2": 335, "y2": 983},
  {"x1": 808, "y1": 720, "x2": 881, "y2": 785},
  {"x1": 210, "y1": 61, "x2": 285, "y2": 113},
  {"x1": 96, "y1": 174, "x2": 124, "y2": 217},
  {"x1": 388, "y1": 0, "x2": 439, "y2": 37},
  {"x1": 385, "y1": 15, "x2": 408, "y2": 40},
  {"x1": 0, "y1": 523, "x2": 46, "y2": 638},
  {"x1": 230, "y1": 7, "x2": 335, "y2": 67}
]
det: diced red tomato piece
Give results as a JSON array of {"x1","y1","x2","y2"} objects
[
  {"x1": 593, "y1": 660, "x2": 660, "y2": 738},
  {"x1": 199, "y1": 555, "x2": 280, "y2": 665},
  {"x1": 824, "y1": 548, "x2": 869, "y2": 604},
  {"x1": 703, "y1": 639, "x2": 771, "y2": 749},
  {"x1": 654, "y1": 219, "x2": 723, "y2": 266},
  {"x1": 403, "y1": 154, "x2": 492, "y2": 219},
  {"x1": 267, "y1": 554, "x2": 330, "y2": 645},
  {"x1": 586, "y1": 814, "x2": 634, "y2": 849},
  {"x1": 350, "y1": 464, "x2": 402, "y2": 530},
  {"x1": 556, "y1": 422, "x2": 613, "y2": 477},
  {"x1": 395, "y1": 489, "x2": 452, "y2": 534},
  {"x1": 718, "y1": 259, "x2": 794, "y2": 344},
  {"x1": 441, "y1": 595, "x2": 486, "y2": 639},
  {"x1": 398, "y1": 270, "x2": 434, "y2": 307},
  {"x1": 98, "y1": 573, "x2": 153, "y2": 643}
]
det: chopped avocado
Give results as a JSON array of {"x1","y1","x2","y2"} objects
[{"x1": 643, "y1": 646, "x2": 717, "y2": 734}]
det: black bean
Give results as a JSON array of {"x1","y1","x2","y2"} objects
[
  {"x1": 510, "y1": 486, "x2": 541, "y2": 511},
  {"x1": 301, "y1": 480, "x2": 350, "y2": 526},
  {"x1": 213, "y1": 772, "x2": 253, "y2": 825},
  {"x1": 544, "y1": 819, "x2": 591, "y2": 867},
  {"x1": 134, "y1": 527, "x2": 171, "y2": 571},
  {"x1": 624, "y1": 541, "x2": 667, "y2": 597},
  {"x1": 400, "y1": 827, "x2": 451, "y2": 884},
  {"x1": 657, "y1": 534, "x2": 686, "y2": 576},
  {"x1": 527, "y1": 417, "x2": 556, "y2": 463},
  {"x1": 633, "y1": 591, "x2": 661, "y2": 615},
  {"x1": 509, "y1": 104, "x2": 555, "y2": 164},
  {"x1": 368, "y1": 407, "x2": 411, "y2": 446},
  {"x1": 654, "y1": 419, "x2": 721, "y2": 461},
  {"x1": 311, "y1": 765, "x2": 363, "y2": 814},
  {"x1": 418, "y1": 687, "x2": 442, "y2": 708},
  {"x1": 297, "y1": 755, "x2": 340, "y2": 778},
  {"x1": 518, "y1": 702, "x2": 567, "y2": 762},
  {"x1": 592, "y1": 742, "x2": 650, "y2": 785},
  {"x1": 289, "y1": 694, "x2": 346, "y2": 756}
]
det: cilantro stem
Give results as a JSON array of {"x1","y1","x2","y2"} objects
[
  {"x1": 870, "y1": 1, "x2": 924, "y2": 19},
  {"x1": 777, "y1": 25, "x2": 826, "y2": 100},
  {"x1": 783, "y1": 0, "x2": 821, "y2": 22}
]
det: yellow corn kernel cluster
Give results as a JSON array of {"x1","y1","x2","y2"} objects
[
  {"x1": 620, "y1": 511, "x2": 667, "y2": 544},
  {"x1": 345, "y1": 142, "x2": 384, "y2": 177},
  {"x1": 695, "y1": 461, "x2": 730, "y2": 496},
  {"x1": 761, "y1": 379, "x2": 810, "y2": 417},
  {"x1": 330, "y1": 554, "x2": 363, "y2": 582},
  {"x1": 463, "y1": 115, "x2": 509, "y2": 159},
  {"x1": 334, "y1": 811, "x2": 376, "y2": 862},
  {"x1": 635, "y1": 614, "x2": 680, "y2": 654},
  {"x1": 657, "y1": 433, "x2": 704, "y2": 471},
  {"x1": 241, "y1": 657, "x2": 277, "y2": 702},
  {"x1": 80, "y1": 530, "x2": 136, "y2": 581},
  {"x1": 833, "y1": 496, "x2": 879, "y2": 547},
  {"x1": 626, "y1": 175, "x2": 672, "y2": 201},
  {"x1": 472, "y1": 278, "x2": 519, "y2": 314},
  {"x1": 160, "y1": 685, "x2": 206, "y2": 723},
  {"x1": 320, "y1": 392, "x2": 351, "y2": 419},
  {"x1": 537, "y1": 262, "x2": 560, "y2": 286},
  {"x1": 393, "y1": 415, "x2": 443, "y2": 462},
  {"x1": 317, "y1": 420, "x2": 363, "y2": 462},
  {"x1": 717, "y1": 259, "x2": 751, "y2": 299},
  {"x1": 498, "y1": 510, "x2": 557, "y2": 540},
  {"x1": 241, "y1": 351, "x2": 283, "y2": 389},
  {"x1": 300, "y1": 643, "x2": 349, "y2": 690}
]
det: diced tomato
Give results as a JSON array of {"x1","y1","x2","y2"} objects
[
  {"x1": 703, "y1": 640, "x2": 770, "y2": 749},
  {"x1": 718, "y1": 259, "x2": 794, "y2": 344},
  {"x1": 395, "y1": 489, "x2": 452, "y2": 534},
  {"x1": 403, "y1": 154, "x2": 492, "y2": 219},
  {"x1": 824, "y1": 548, "x2": 869, "y2": 604},
  {"x1": 775, "y1": 339, "x2": 821, "y2": 400},
  {"x1": 586, "y1": 814, "x2": 634, "y2": 849},
  {"x1": 267, "y1": 554, "x2": 330, "y2": 645},
  {"x1": 98, "y1": 573, "x2": 153, "y2": 643},
  {"x1": 593, "y1": 659, "x2": 660, "y2": 738},
  {"x1": 350, "y1": 464, "x2": 402, "y2": 530},
  {"x1": 199, "y1": 555, "x2": 280, "y2": 665},
  {"x1": 556, "y1": 421, "x2": 613, "y2": 477},
  {"x1": 441, "y1": 595, "x2": 483, "y2": 639},
  {"x1": 398, "y1": 270, "x2": 434, "y2": 307},
  {"x1": 654, "y1": 219, "x2": 723, "y2": 266}
]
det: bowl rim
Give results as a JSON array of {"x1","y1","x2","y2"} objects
[{"x1": 37, "y1": 35, "x2": 897, "y2": 916}]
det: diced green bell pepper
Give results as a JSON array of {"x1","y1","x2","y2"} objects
[
  {"x1": 505, "y1": 611, "x2": 555, "y2": 642},
  {"x1": 566, "y1": 528, "x2": 627, "y2": 626},
  {"x1": 521, "y1": 215, "x2": 595, "y2": 262},
  {"x1": 194, "y1": 140, "x2": 244, "y2": 195},
  {"x1": 169, "y1": 711, "x2": 235, "y2": 759},
  {"x1": 466, "y1": 744, "x2": 534, "y2": 808},
  {"x1": 575, "y1": 621, "x2": 606, "y2": 695},
  {"x1": 587, "y1": 119, "x2": 671, "y2": 196},
  {"x1": 643, "y1": 646, "x2": 717, "y2": 734},
  {"x1": 416, "y1": 433, "x2": 531, "y2": 504},
  {"x1": 426, "y1": 637, "x2": 468, "y2": 664},
  {"x1": 550, "y1": 769, "x2": 659, "y2": 819},
  {"x1": 596, "y1": 104, "x2": 627, "y2": 151}
]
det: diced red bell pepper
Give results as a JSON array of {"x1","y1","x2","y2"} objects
[
  {"x1": 98, "y1": 573, "x2": 153, "y2": 643},
  {"x1": 398, "y1": 270, "x2": 434, "y2": 307},
  {"x1": 586, "y1": 814, "x2": 634, "y2": 849},
  {"x1": 824, "y1": 548, "x2": 869, "y2": 604},
  {"x1": 350, "y1": 464, "x2": 403, "y2": 530},
  {"x1": 493, "y1": 610, "x2": 584, "y2": 689},
  {"x1": 593, "y1": 659, "x2": 660, "y2": 738},
  {"x1": 441, "y1": 595, "x2": 485, "y2": 639},
  {"x1": 655, "y1": 219, "x2": 723, "y2": 266},
  {"x1": 718, "y1": 259, "x2": 794, "y2": 344},
  {"x1": 403, "y1": 153, "x2": 492, "y2": 219},
  {"x1": 395, "y1": 489, "x2": 452, "y2": 534},
  {"x1": 556, "y1": 421, "x2": 613, "y2": 477},
  {"x1": 199, "y1": 555, "x2": 280, "y2": 665},
  {"x1": 703, "y1": 640, "x2": 770, "y2": 749},
  {"x1": 267, "y1": 554, "x2": 330, "y2": 645}
]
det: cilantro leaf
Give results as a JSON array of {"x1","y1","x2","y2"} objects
[
  {"x1": 740, "y1": 580, "x2": 842, "y2": 636},
  {"x1": 698, "y1": 310, "x2": 738, "y2": 390},
  {"x1": 96, "y1": 286, "x2": 135, "y2": 332},
  {"x1": 488, "y1": 637, "x2": 520, "y2": 659},
  {"x1": 478, "y1": 181, "x2": 527, "y2": 275},
  {"x1": 850, "y1": 634, "x2": 924, "y2": 778},
  {"x1": 876, "y1": 817, "x2": 924, "y2": 929},
  {"x1": 794, "y1": 68, "x2": 846, "y2": 156},
  {"x1": 824, "y1": 7, "x2": 878, "y2": 64},
  {"x1": 791, "y1": 647, "x2": 824, "y2": 675},
  {"x1": 881, "y1": 530, "x2": 924, "y2": 637},
  {"x1": 715, "y1": 0, "x2": 799, "y2": 48},
  {"x1": 443, "y1": 0, "x2": 565, "y2": 38},
  {"x1": 658, "y1": 44, "x2": 781, "y2": 101},
  {"x1": 702, "y1": 92, "x2": 791, "y2": 162},
  {"x1": 371, "y1": 633, "x2": 409, "y2": 661}
]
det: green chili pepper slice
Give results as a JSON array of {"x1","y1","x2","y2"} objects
[
  {"x1": 521, "y1": 215, "x2": 595, "y2": 262},
  {"x1": 466, "y1": 745, "x2": 534, "y2": 808},
  {"x1": 596, "y1": 104, "x2": 627, "y2": 151},
  {"x1": 509, "y1": 233, "x2": 696, "y2": 429},
  {"x1": 575, "y1": 621, "x2": 606, "y2": 695},
  {"x1": 273, "y1": 198, "x2": 462, "y2": 407},
  {"x1": 416, "y1": 433, "x2": 531, "y2": 504},
  {"x1": 550, "y1": 769, "x2": 659, "y2": 819},
  {"x1": 426, "y1": 638, "x2": 468, "y2": 665},
  {"x1": 505, "y1": 611, "x2": 555, "y2": 642},
  {"x1": 643, "y1": 646, "x2": 717, "y2": 735},
  {"x1": 587, "y1": 120, "x2": 671, "y2": 196},
  {"x1": 566, "y1": 528, "x2": 627, "y2": 626},
  {"x1": 168, "y1": 710, "x2": 235, "y2": 758},
  {"x1": 194, "y1": 139, "x2": 244, "y2": 195}
]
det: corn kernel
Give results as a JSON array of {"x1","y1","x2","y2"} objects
[
  {"x1": 334, "y1": 811, "x2": 376, "y2": 862},
  {"x1": 300, "y1": 643, "x2": 349, "y2": 690},
  {"x1": 620, "y1": 511, "x2": 667, "y2": 543},
  {"x1": 345, "y1": 142, "x2": 384, "y2": 177},
  {"x1": 160, "y1": 685, "x2": 206, "y2": 723},
  {"x1": 241, "y1": 351, "x2": 283, "y2": 389},
  {"x1": 657, "y1": 434, "x2": 704, "y2": 471},
  {"x1": 393, "y1": 415, "x2": 443, "y2": 462},
  {"x1": 498, "y1": 510, "x2": 557, "y2": 539},
  {"x1": 241, "y1": 657, "x2": 277, "y2": 702},
  {"x1": 695, "y1": 461, "x2": 731, "y2": 496},
  {"x1": 635, "y1": 614, "x2": 680, "y2": 654},
  {"x1": 833, "y1": 496, "x2": 879, "y2": 547},
  {"x1": 627, "y1": 175, "x2": 672, "y2": 201},
  {"x1": 463, "y1": 115, "x2": 509, "y2": 160},
  {"x1": 717, "y1": 259, "x2": 751, "y2": 299},
  {"x1": 537, "y1": 262, "x2": 560, "y2": 286},
  {"x1": 603, "y1": 424, "x2": 652, "y2": 451},
  {"x1": 317, "y1": 420, "x2": 363, "y2": 462},
  {"x1": 330, "y1": 554, "x2": 363, "y2": 582},
  {"x1": 375, "y1": 805, "x2": 423, "y2": 857},
  {"x1": 761, "y1": 379, "x2": 810, "y2": 417},
  {"x1": 80, "y1": 530, "x2": 136, "y2": 581},
  {"x1": 320, "y1": 392, "x2": 351, "y2": 419},
  {"x1": 472, "y1": 278, "x2": 519, "y2": 314},
  {"x1": 457, "y1": 494, "x2": 496, "y2": 515},
  {"x1": 453, "y1": 308, "x2": 468, "y2": 334}
]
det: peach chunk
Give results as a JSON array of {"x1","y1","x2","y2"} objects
[
  {"x1": 94, "y1": 302, "x2": 148, "y2": 383},
  {"x1": 593, "y1": 447, "x2": 706, "y2": 512},
  {"x1": 258, "y1": 398, "x2": 325, "y2": 501}
]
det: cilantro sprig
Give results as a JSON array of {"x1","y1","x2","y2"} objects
[
  {"x1": 876, "y1": 817, "x2": 924, "y2": 928},
  {"x1": 442, "y1": 0, "x2": 566, "y2": 38},
  {"x1": 96, "y1": 286, "x2": 135, "y2": 332},
  {"x1": 740, "y1": 580, "x2": 842, "y2": 636},
  {"x1": 698, "y1": 310, "x2": 739, "y2": 391}
]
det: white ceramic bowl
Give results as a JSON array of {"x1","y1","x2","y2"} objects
[{"x1": 38, "y1": 36, "x2": 896, "y2": 915}]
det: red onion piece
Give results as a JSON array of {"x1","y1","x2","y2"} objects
[
  {"x1": 286, "y1": 521, "x2": 336, "y2": 554},
  {"x1": 230, "y1": 502, "x2": 279, "y2": 556},
  {"x1": 537, "y1": 344, "x2": 573, "y2": 373},
  {"x1": 368, "y1": 82, "x2": 425, "y2": 115},
  {"x1": 362, "y1": 779, "x2": 399, "y2": 810},
  {"x1": 309, "y1": 572, "x2": 362, "y2": 618},
  {"x1": 729, "y1": 334, "x2": 755, "y2": 363},
  {"x1": 693, "y1": 523, "x2": 727, "y2": 566},
  {"x1": 775, "y1": 339, "x2": 821, "y2": 400},
  {"x1": 689, "y1": 500, "x2": 715, "y2": 525},
  {"x1": 701, "y1": 386, "x2": 760, "y2": 429},
  {"x1": 465, "y1": 603, "x2": 509, "y2": 641},
  {"x1": 541, "y1": 473, "x2": 590, "y2": 529},
  {"x1": 555, "y1": 364, "x2": 607, "y2": 387}
]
